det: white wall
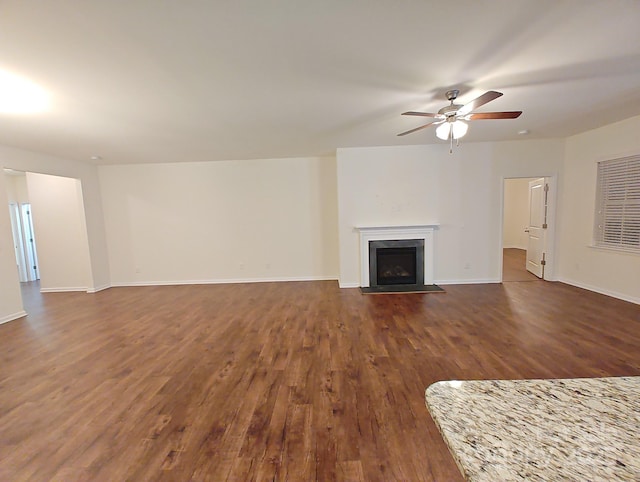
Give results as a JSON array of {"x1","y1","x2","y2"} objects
[
  {"x1": 0, "y1": 145, "x2": 111, "y2": 324},
  {"x1": 4, "y1": 174, "x2": 30, "y2": 204},
  {"x1": 337, "y1": 140, "x2": 565, "y2": 287},
  {"x1": 503, "y1": 178, "x2": 533, "y2": 249},
  {"x1": 0, "y1": 179, "x2": 25, "y2": 323},
  {"x1": 26, "y1": 172, "x2": 93, "y2": 292},
  {"x1": 99, "y1": 156, "x2": 338, "y2": 285},
  {"x1": 557, "y1": 115, "x2": 640, "y2": 304}
]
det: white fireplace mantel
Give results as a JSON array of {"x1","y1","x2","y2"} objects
[{"x1": 355, "y1": 224, "x2": 439, "y2": 287}]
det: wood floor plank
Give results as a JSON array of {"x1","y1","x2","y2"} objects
[
  {"x1": 0, "y1": 280, "x2": 639, "y2": 480},
  {"x1": 502, "y1": 247, "x2": 540, "y2": 281}
]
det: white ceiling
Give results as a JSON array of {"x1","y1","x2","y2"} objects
[{"x1": 1, "y1": 0, "x2": 640, "y2": 165}]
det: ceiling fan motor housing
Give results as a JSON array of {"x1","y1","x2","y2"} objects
[
  {"x1": 439, "y1": 90, "x2": 462, "y2": 119},
  {"x1": 445, "y1": 89, "x2": 459, "y2": 101},
  {"x1": 438, "y1": 104, "x2": 462, "y2": 118}
]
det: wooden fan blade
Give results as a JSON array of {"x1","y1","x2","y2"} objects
[
  {"x1": 397, "y1": 121, "x2": 437, "y2": 136},
  {"x1": 466, "y1": 111, "x2": 522, "y2": 120},
  {"x1": 401, "y1": 111, "x2": 439, "y2": 117},
  {"x1": 458, "y1": 91, "x2": 503, "y2": 115}
]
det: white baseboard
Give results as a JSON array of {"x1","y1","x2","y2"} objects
[
  {"x1": 338, "y1": 282, "x2": 360, "y2": 288},
  {"x1": 0, "y1": 311, "x2": 27, "y2": 325},
  {"x1": 559, "y1": 278, "x2": 640, "y2": 305},
  {"x1": 87, "y1": 284, "x2": 111, "y2": 293},
  {"x1": 40, "y1": 287, "x2": 88, "y2": 293},
  {"x1": 435, "y1": 278, "x2": 502, "y2": 285},
  {"x1": 110, "y1": 276, "x2": 337, "y2": 288}
]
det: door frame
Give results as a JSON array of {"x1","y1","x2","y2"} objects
[
  {"x1": 20, "y1": 203, "x2": 40, "y2": 281},
  {"x1": 499, "y1": 174, "x2": 558, "y2": 282}
]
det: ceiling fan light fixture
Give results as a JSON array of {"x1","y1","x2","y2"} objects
[
  {"x1": 451, "y1": 120, "x2": 468, "y2": 139},
  {"x1": 436, "y1": 120, "x2": 467, "y2": 140},
  {"x1": 435, "y1": 122, "x2": 451, "y2": 140}
]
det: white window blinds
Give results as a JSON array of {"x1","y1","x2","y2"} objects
[{"x1": 594, "y1": 155, "x2": 640, "y2": 253}]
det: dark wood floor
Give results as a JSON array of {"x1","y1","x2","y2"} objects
[
  {"x1": 502, "y1": 247, "x2": 540, "y2": 282},
  {"x1": 1, "y1": 280, "x2": 639, "y2": 481}
]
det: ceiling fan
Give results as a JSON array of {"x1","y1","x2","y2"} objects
[{"x1": 398, "y1": 89, "x2": 522, "y2": 151}]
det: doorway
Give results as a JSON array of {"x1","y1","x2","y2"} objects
[
  {"x1": 4, "y1": 169, "x2": 93, "y2": 298},
  {"x1": 502, "y1": 176, "x2": 555, "y2": 282},
  {"x1": 5, "y1": 169, "x2": 40, "y2": 283}
]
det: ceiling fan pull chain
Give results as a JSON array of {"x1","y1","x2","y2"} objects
[{"x1": 450, "y1": 130, "x2": 453, "y2": 153}]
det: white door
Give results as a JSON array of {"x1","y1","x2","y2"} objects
[
  {"x1": 8, "y1": 203, "x2": 28, "y2": 281},
  {"x1": 21, "y1": 203, "x2": 40, "y2": 281},
  {"x1": 526, "y1": 178, "x2": 547, "y2": 278}
]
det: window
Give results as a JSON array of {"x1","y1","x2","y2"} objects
[{"x1": 594, "y1": 155, "x2": 640, "y2": 253}]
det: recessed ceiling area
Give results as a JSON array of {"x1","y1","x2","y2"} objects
[{"x1": 0, "y1": 0, "x2": 639, "y2": 165}]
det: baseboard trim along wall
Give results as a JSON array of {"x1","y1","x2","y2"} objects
[
  {"x1": 435, "y1": 278, "x2": 502, "y2": 285},
  {"x1": 110, "y1": 276, "x2": 338, "y2": 288},
  {"x1": 0, "y1": 311, "x2": 28, "y2": 325},
  {"x1": 559, "y1": 278, "x2": 640, "y2": 305},
  {"x1": 338, "y1": 282, "x2": 361, "y2": 288},
  {"x1": 87, "y1": 284, "x2": 111, "y2": 293},
  {"x1": 40, "y1": 287, "x2": 89, "y2": 293}
]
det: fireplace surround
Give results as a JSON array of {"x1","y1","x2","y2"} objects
[{"x1": 355, "y1": 225, "x2": 438, "y2": 291}]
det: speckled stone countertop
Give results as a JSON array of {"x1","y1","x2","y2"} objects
[{"x1": 425, "y1": 377, "x2": 640, "y2": 481}]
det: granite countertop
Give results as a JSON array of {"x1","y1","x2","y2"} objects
[{"x1": 425, "y1": 377, "x2": 640, "y2": 481}]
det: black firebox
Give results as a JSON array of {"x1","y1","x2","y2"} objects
[{"x1": 368, "y1": 239, "x2": 424, "y2": 291}]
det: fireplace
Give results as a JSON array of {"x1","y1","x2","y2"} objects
[
  {"x1": 355, "y1": 224, "x2": 440, "y2": 293},
  {"x1": 369, "y1": 239, "x2": 424, "y2": 288}
]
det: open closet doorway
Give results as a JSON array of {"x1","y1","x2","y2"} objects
[
  {"x1": 502, "y1": 177, "x2": 553, "y2": 282},
  {"x1": 4, "y1": 169, "x2": 93, "y2": 306}
]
